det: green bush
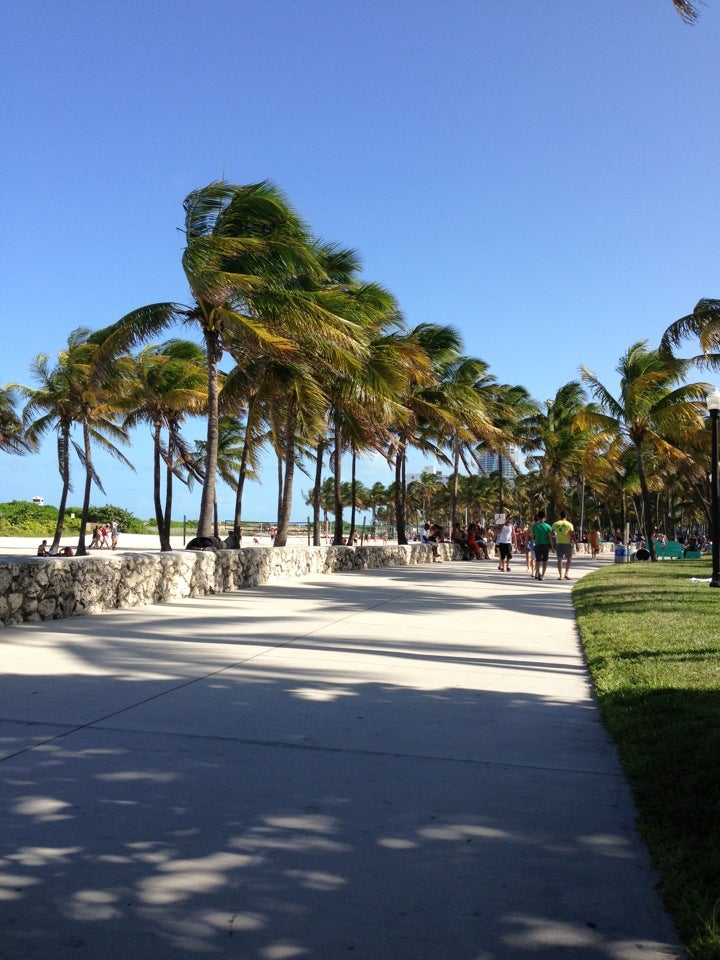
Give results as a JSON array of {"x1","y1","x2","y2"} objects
[
  {"x1": 0, "y1": 501, "x2": 146, "y2": 537},
  {"x1": 0, "y1": 500, "x2": 66, "y2": 537}
]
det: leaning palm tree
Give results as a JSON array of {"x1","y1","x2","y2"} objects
[
  {"x1": 430, "y1": 355, "x2": 501, "y2": 527},
  {"x1": 580, "y1": 341, "x2": 710, "y2": 560},
  {"x1": 389, "y1": 323, "x2": 461, "y2": 543},
  {"x1": 95, "y1": 180, "x2": 363, "y2": 539}
]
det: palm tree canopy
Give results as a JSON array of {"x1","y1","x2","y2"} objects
[
  {"x1": 580, "y1": 340, "x2": 710, "y2": 462},
  {"x1": 673, "y1": 0, "x2": 701, "y2": 22},
  {"x1": 0, "y1": 385, "x2": 32, "y2": 455},
  {"x1": 660, "y1": 299, "x2": 720, "y2": 368}
]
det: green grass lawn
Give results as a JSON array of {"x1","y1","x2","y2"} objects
[{"x1": 574, "y1": 558, "x2": 720, "y2": 960}]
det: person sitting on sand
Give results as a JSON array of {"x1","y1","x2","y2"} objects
[{"x1": 37, "y1": 540, "x2": 49, "y2": 556}]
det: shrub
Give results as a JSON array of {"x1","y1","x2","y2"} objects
[{"x1": 0, "y1": 501, "x2": 147, "y2": 536}]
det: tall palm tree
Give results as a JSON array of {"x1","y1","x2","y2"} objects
[
  {"x1": 263, "y1": 355, "x2": 331, "y2": 547},
  {"x1": 430, "y1": 355, "x2": 500, "y2": 527},
  {"x1": 95, "y1": 180, "x2": 362, "y2": 539},
  {"x1": 580, "y1": 341, "x2": 710, "y2": 559},
  {"x1": 389, "y1": 323, "x2": 460, "y2": 543},
  {"x1": 17, "y1": 329, "x2": 132, "y2": 554},
  {"x1": 123, "y1": 340, "x2": 207, "y2": 550},
  {"x1": 72, "y1": 341, "x2": 135, "y2": 555}
]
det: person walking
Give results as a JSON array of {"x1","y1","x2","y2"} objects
[
  {"x1": 531, "y1": 510, "x2": 554, "y2": 581},
  {"x1": 524, "y1": 526, "x2": 535, "y2": 577},
  {"x1": 496, "y1": 514, "x2": 515, "y2": 572},
  {"x1": 552, "y1": 510, "x2": 577, "y2": 580}
]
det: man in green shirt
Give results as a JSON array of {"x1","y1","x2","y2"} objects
[
  {"x1": 531, "y1": 510, "x2": 554, "y2": 581},
  {"x1": 552, "y1": 510, "x2": 577, "y2": 580}
]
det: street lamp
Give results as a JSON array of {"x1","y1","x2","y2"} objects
[{"x1": 707, "y1": 388, "x2": 720, "y2": 588}]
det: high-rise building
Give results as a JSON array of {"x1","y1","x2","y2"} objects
[{"x1": 475, "y1": 452, "x2": 517, "y2": 480}]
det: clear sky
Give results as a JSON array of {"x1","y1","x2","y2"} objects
[{"x1": 2, "y1": 0, "x2": 719, "y2": 523}]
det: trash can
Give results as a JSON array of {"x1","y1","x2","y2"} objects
[{"x1": 614, "y1": 545, "x2": 627, "y2": 563}]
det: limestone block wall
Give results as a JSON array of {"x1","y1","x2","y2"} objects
[{"x1": 0, "y1": 541, "x2": 456, "y2": 627}]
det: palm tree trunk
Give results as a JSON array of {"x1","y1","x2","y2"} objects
[
  {"x1": 76, "y1": 420, "x2": 93, "y2": 556},
  {"x1": 497, "y1": 452, "x2": 505, "y2": 513},
  {"x1": 197, "y1": 331, "x2": 221, "y2": 538},
  {"x1": 635, "y1": 444, "x2": 657, "y2": 561},
  {"x1": 451, "y1": 438, "x2": 460, "y2": 526},
  {"x1": 312, "y1": 438, "x2": 325, "y2": 546},
  {"x1": 348, "y1": 445, "x2": 357, "y2": 544},
  {"x1": 153, "y1": 422, "x2": 172, "y2": 551},
  {"x1": 50, "y1": 426, "x2": 71, "y2": 553},
  {"x1": 274, "y1": 404, "x2": 297, "y2": 547},
  {"x1": 161, "y1": 452, "x2": 173, "y2": 551},
  {"x1": 233, "y1": 392, "x2": 258, "y2": 538},
  {"x1": 332, "y1": 412, "x2": 344, "y2": 545},
  {"x1": 277, "y1": 455, "x2": 284, "y2": 525},
  {"x1": 394, "y1": 437, "x2": 408, "y2": 544}
]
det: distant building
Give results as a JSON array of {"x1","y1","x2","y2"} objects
[
  {"x1": 409, "y1": 455, "x2": 518, "y2": 485},
  {"x1": 475, "y1": 452, "x2": 517, "y2": 480},
  {"x1": 407, "y1": 466, "x2": 452, "y2": 485}
]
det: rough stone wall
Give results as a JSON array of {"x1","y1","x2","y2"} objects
[{"x1": 0, "y1": 542, "x2": 455, "y2": 627}]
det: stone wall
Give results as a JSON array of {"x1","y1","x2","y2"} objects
[{"x1": 0, "y1": 542, "x2": 456, "y2": 627}]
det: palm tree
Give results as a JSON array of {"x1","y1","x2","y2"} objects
[
  {"x1": 17, "y1": 329, "x2": 132, "y2": 554},
  {"x1": 366, "y1": 481, "x2": 390, "y2": 535},
  {"x1": 525, "y1": 381, "x2": 590, "y2": 520},
  {"x1": 389, "y1": 323, "x2": 461, "y2": 543},
  {"x1": 265, "y1": 355, "x2": 330, "y2": 547},
  {"x1": 661, "y1": 299, "x2": 720, "y2": 367},
  {"x1": 293, "y1": 245, "x2": 404, "y2": 546},
  {"x1": 123, "y1": 340, "x2": 207, "y2": 550},
  {"x1": 0, "y1": 386, "x2": 32, "y2": 456},
  {"x1": 72, "y1": 341, "x2": 135, "y2": 556},
  {"x1": 95, "y1": 180, "x2": 361, "y2": 539},
  {"x1": 477, "y1": 383, "x2": 539, "y2": 515},
  {"x1": 580, "y1": 341, "x2": 710, "y2": 559},
  {"x1": 195, "y1": 415, "x2": 253, "y2": 539},
  {"x1": 430, "y1": 355, "x2": 500, "y2": 527}
]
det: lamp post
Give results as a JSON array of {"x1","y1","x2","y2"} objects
[{"x1": 707, "y1": 389, "x2": 720, "y2": 588}]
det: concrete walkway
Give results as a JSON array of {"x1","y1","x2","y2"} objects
[{"x1": 0, "y1": 555, "x2": 682, "y2": 959}]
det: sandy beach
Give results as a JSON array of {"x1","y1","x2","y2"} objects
[
  {"x1": 0, "y1": 532, "x2": 275, "y2": 558},
  {"x1": 0, "y1": 531, "x2": 356, "y2": 558}
]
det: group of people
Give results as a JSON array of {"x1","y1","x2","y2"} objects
[
  {"x1": 36, "y1": 521, "x2": 120, "y2": 557},
  {"x1": 36, "y1": 540, "x2": 74, "y2": 557},
  {"x1": 426, "y1": 510, "x2": 580, "y2": 581},
  {"x1": 90, "y1": 521, "x2": 119, "y2": 550},
  {"x1": 450, "y1": 522, "x2": 491, "y2": 561},
  {"x1": 525, "y1": 510, "x2": 577, "y2": 581}
]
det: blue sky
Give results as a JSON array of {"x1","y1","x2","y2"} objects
[{"x1": 2, "y1": 0, "x2": 719, "y2": 523}]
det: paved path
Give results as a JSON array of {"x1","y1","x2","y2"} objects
[{"x1": 0, "y1": 556, "x2": 682, "y2": 959}]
